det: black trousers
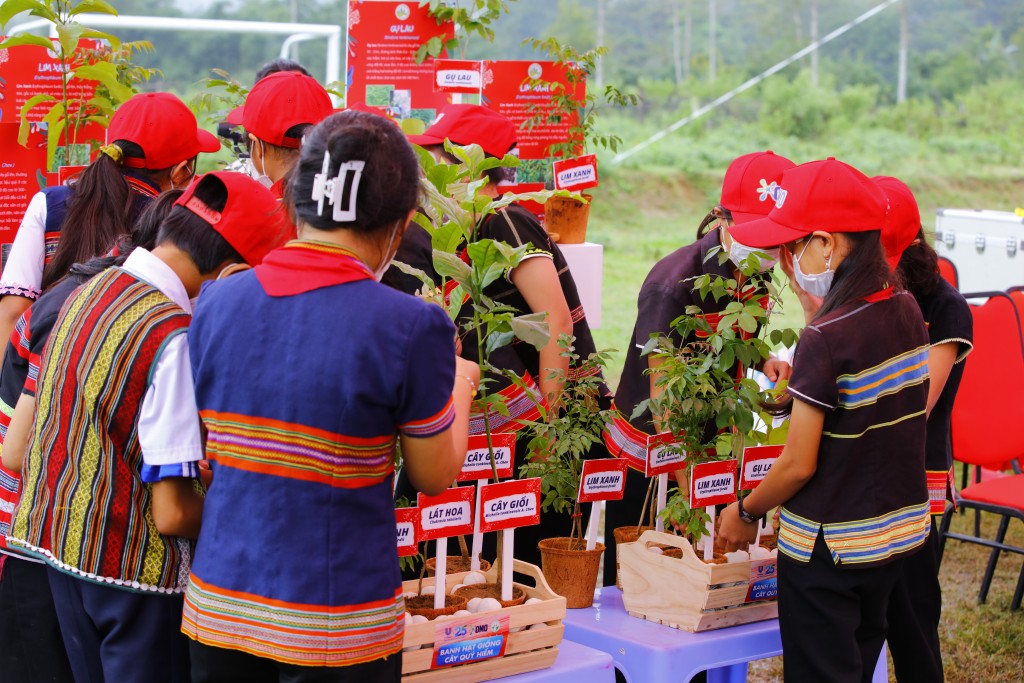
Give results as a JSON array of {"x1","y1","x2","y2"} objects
[
  {"x1": 190, "y1": 640, "x2": 401, "y2": 683},
  {"x1": 886, "y1": 522, "x2": 944, "y2": 682},
  {"x1": 778, "y1": 533, "x2": 906, "y2": 683},
  {"x1": 0, "y1": 555, "x2": 74, "y2": 682},
  {"x1": 47, "y1": 568, "x2": 190, "y2": 683}
]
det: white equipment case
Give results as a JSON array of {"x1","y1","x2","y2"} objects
[{"x1": 934, "y1": 208, "x2": 1024, "y2": 293}]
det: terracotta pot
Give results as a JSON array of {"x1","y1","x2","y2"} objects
[
  {"x1": 424, "y1": 556, "x2": 491, "y2": 577},
  {"x1": 544, "y1": 194, "x2": 592, "y2": 244},
  {"x1": 612, "y1": 526, "x2": 654, "y2": 590},
  {"x1": 537, "y1": 537, "x2": 604, "y2": 609},
  {"x1": 452, "y1": 583, "x2": 527, "y2": 608},
  {"x1": 405, "y1": 593, "x2": 468, "y2": 620}
]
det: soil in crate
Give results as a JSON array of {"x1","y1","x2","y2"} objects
[
  {"x1": 405, "y1": 594, "x2": 467, "y2": 620},
  {"x1": 425, "y1": 556, "x2": 491, "y2": 576},
  {"x1": 453, "y1": 583, "x2": 526, "y2": 607}
]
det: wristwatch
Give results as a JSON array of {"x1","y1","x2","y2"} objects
[{"x1": 737, "y1": 497, "x2": 758, "y2": 524}]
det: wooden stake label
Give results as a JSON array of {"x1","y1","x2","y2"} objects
[
  {"x1": 739, "y1": 445, "x2": 783, "y2": 490},
  {"x1": 478, "y1": 478, "x2": 541, "y2": 533},
  {"x1": 418, "y1": 487, "x2": 475, "y2": 540},
  {"x1": 458, "y1": 433, "x2": 515, "y2": 482},
  {"x1": 578, "y1": 458, "x2": 628, "y2": 503},
  {"x1": 646, "y1": 432, "x2": 686, "y2": 477},
  {"x1": 395, "y1": 507, "x2": 419, "y2": 557},
  {"x1": 689, "y1": 460, "x2": 739, "y2": 508}
]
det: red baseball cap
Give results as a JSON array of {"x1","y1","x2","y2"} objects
[
  {"x1": 729, "y1": 158, "x2": 890, "y2": 249},
  {"x1": 109, "y1": 93, "x2": 220, "y2": 170},
  {"x1": 408, "y1": 104, "x2": 517, "y2": 158},
  {"x1": 237, "y1": 71, "x2": 333, "y2": 148},
  {"x1": 720, "y1": 150, "x2": 796, "y2": 224},
  {"x1": 873, "y1": 176, "x2": 921, "y2": 270},
  {"x1": 175, "y1": 172, "x2": 289, "y2": 265}
]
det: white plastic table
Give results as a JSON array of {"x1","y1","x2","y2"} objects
[
  {"x1": 562, "y1": 587, "x2": 888, "y2": 683},
  {"x1": 500, "y1": 639, "x2": 616, "y2": 682}
]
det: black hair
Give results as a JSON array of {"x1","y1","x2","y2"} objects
[
  {"x1": 291, "y1": 111, "x2": 420, "y2": 233},
  {"x1": 156, "y1": 175, "x2": 243, "y2": 275},
  {"x1": 696, "y1": 206, "x2": 733, "y2": 239},
  {"x1": 811, "y1": 230, "x2": 891, "y2": 322},
  {"x1": 896, "y1": 229, "x2": 940, "y2": 299},
  {"x1": 255, "y1": 59, "x2": 311, "y2": 83}
]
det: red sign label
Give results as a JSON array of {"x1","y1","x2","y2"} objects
[
  {"x1": 478, "y1": 478, "x2": 541, "y2": 533},
  {"x1": 646, "y1": 431, "x2": 686, "y2": 477},
  {"x1": 395, "y1": 507, "x2": 419, "y2": 557},
  {"x1": 418, "y1": 487, "x2": 475, "y2": 540},
  {"x1": 480, "y1": 60, "x2": 583, "y2": 168},
  {"x1": 578, "y1": 458, "x2": 628, "y2": 503},
  {"x1": 345, "y1": 1, "x2": 454, "y2": 123},
  {"x1": 432, "y1": 613, "x2": 510, "y2": 669},
  {"x1": 433, "y1": 59, "x2": 482, "y2": 94},
  {"x1": 552, "y1": 154, "x2": 598, "y2": 191},
  {"x1": 457, "y1": 433, "x2": 515, "y2": 482},
  {"x1": 739, "y1": 445, "x2": 783, "y2": 490},
  {"x1": 689, "y1": 460, "x2": 739, "y2": 508}
]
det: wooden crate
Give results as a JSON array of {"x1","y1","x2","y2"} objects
[
  {"x1": 402, "y1": 559, "x2": 567, "y2": 682},
  {"x1": 618, "y1": 530, "x2": 778, "y2": 632}
]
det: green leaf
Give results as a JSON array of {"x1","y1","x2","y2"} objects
[
  {"x1": 56, "y1": 21, "x2": 84, "y2": 57},
  {"x1": 74, "y1": 62, "x2": 133, "y2": 103},
  {"x1": 0, "y1": 0, "x2": 50, "y2": 28},
  {"x1": 508, "y1": 312, "x2": 550, "y2": 351},
  {"x1": 433, "y1": 251, "x2": 473, "y2": 287},
  {"x1": 17, "y1": 93, "x2": 56, "y2": 146},
  {"x1": 431, "y1": 222, "x2": 465, "y2": 255},
  {"x1": 0, "y1": 33, "x2": 56, "y2": 52},
  {"x1": 69, "y1": 0, "x2": 119, "y2": 17},
  {"x1": 78, "y1": 28, "x2": 119, "y2": 51}
]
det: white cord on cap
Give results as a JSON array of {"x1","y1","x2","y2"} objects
[{"x1": 310, "y1": 151, "x2": 366, "y2": 222}]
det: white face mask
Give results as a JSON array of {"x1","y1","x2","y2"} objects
[
  {"x1": 246, "y1": 139, "x2": 273, "y2": 189},
  {"x1": 722, "y1": 226, "x2": 779, "y2": 271},
  {"x1": 373, "y1": 220, "x2": 403, "y2": 282},
  {"x1": 792, "y1": 238, "x2": 834, "y2": 297}
]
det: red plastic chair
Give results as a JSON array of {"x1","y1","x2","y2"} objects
[
  {"x1": 937, "y1": 256, "x2": 959, "y2": 289},
  {"x1": 939, "y1": 291, "x2": 1024, "y2": 609}
]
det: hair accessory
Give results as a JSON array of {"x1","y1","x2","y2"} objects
[
  {"x1": 311, "y1": 151, "x2": 366, "y2": 222},
  {"x1": 99, "y1": 144, "x2": 124, "y2": 164}
]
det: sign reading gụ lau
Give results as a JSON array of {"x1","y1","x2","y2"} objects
[
  {"x1": 689, "y1": 459, "x2": 738, "y2": 508},
  {"x1": 646, "y1": 431, "x2": 686, "y2": 477},
  {"x1": 578, "y1": 458, "x2": 628, "y2": 503},
  {"x1": 552, "y1": 154, "x2": 599, "y2": 192},
  {"x1": 417, "y1": 486, "x2": 475, "y2": 540},
  {"x1": 395, "y1": 506, "x2": 419, "y2": 557},
  {"x1": 478, "y1": 478, "x2": 541, "y2": 533},
  {"x1": 433, "y1": 59, "x2": 482, "y2": 94},
  {"x1": 739, "y1": 445, "x2": 782, "y2": 490},
  {"x1": 457, "y1": 433, "x2": 515, "y2": 482}
]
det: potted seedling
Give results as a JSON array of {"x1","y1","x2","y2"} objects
[
  {"x1": 517, "y1": 336, "x2": 614, "y2": 608},
  {"x1": 522, "y1": 37, "x2": 638, "y2": 243}
]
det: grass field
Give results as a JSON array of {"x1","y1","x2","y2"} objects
[{"x1": 581, "y1": 166, "x2": 1024, "y2": 680}]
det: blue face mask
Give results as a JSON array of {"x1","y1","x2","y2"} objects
[{"x1": 792, "y1": 238, "x2": 834, "y2": 297}]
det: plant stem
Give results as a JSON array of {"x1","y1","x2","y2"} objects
[{"x1": 639, "y1": 476, "x2": 657, "y2": 529}]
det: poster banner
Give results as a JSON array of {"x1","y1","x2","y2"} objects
[
  {"x1": 418, "y1": 486, "x2": 475, "y2": 540},
  {"x1": 552, "y1": 154, "x2": 598, "y2": 192},
  {"x1": 480, "y1": 60, "x2": 583, "y2": 185},
  {"x1": 578, "y1": 458, "x2": 628, "y2": 503},
  {"x1": 478, "y1": 478, "x2": 541, "y2": 533},
  {"x1": 746, "y1": 559, "x2": 778, "y2": 603},
  {"x1": 689, "y1": 460, "x2": 739, "y2": 508},
  {"x1": 739, "y1": 445, "x2": 783, "y2": 490},
  {"x1": 0, "y1": 38, "x2": 101, "y2": 125},
  {"x1": 395, "y1": 506, "x2": 419, "y2": 557},
  {"x1": 345, "y1": 1, "x2": 454, "y2": 126},
  {"x1": 457, "y1": 433, "x2": 515, "y2": 482},
  {"x1": 0, "y1": 122, "x2": 48, "y2": 270}
]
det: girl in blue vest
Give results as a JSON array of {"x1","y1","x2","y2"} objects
[
  {"x1": 0, "y1": 92, "x2": 218, "y2": 347},
  {"x1": 719, "y1": 158, "x2": 932, "y2": 682}
]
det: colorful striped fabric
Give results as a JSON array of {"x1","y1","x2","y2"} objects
[
  {"x1": 926, "y1": 468, "x2": 955, "y2": 516},
  {"x1": 8, "y1": 268, "x2": 192, "y2": 592},
  {"x1": 603, "y1": 405, "x2": 650, "y2": 472},
  {"x1": 779, "y1": 502, "x2": 931, "y2": 565},
  {"x1": 400, "y1": 397, "x2": 455, "y2": 438},
  {"x1": 836, "y1": 345, "x2": 930, "y2": 409},
  {"x1": 468, "y1": 372, "x2": 544, "y2": 436},
  {"x1": 201, "y1": 411, "x2": 399, "y2": 489},
  {"x1": 183, "y1": 576, "x2": 405, "y2": 667}
]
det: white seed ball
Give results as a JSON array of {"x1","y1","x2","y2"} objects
[
  {"x1": 402, "y1": 591, "x2": 418, "y2": 600},
  {"x1": 748, "y1": 546, "x2": 772, "y2": 560},
  {"x1": 421, "y1": 585, "x2": 436, "y2": 596},
  {"x1": 411, "y1": 614, "x2": 429, "y2": 624},
  {"x1": 404, "y1": 612, "x2": 413, "y2": 626},
  {"x1": 724, "y1": 550, "x2": 749, "y2": 563},
  {"x1": 477, "y1": 597, "x2": 502, "y2": 613},
  {"x1": 463, "y1": 571, "x2": 487, "y2": 586},
  {"x1": 467, "y1": 597, "x2": 483, "y2": 612},
  {"x1": 453, "y1": 610, "x2": 472, "y2": 618},
  {"x1": 449, "y1": 583, "x2": 465, "y2": 594},
  {"x1": 648, "y1": 546, "x2": 664, "y2": 555},
  {"x1": 524, "y1": 598, "x2": 543, "y2": 605},
  {"x1": 528, "y1": 623, "x2": 547, "y2": 630}
]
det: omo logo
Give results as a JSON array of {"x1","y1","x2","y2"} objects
[
  {"x1": 395, "y1": 4, "x2": 411, "y2": 20},
  {"x1": 527, "y1": 63, "x2": 543, "y2": 80}
]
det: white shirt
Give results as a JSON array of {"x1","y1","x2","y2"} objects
[
  {"x1": 121, "y1": 248, "x2": 205, "y2": 470},
  {"x1": 0, "y1": 192, "x2": 48, "y2": 300}
]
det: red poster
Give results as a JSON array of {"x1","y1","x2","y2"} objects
[
  {"x1": 0, "y1": 38, "x2": 101, "y2": 124},
  {"x1": 433, "y1": 59, "x2": 482, "y2": 94},
  {"x1": 418, "y1": 487, "x2": 475, "y2": 540},
  {"x1": 689, "y1": 460, "x2": 739, "y2": 508},
  {"x1": 457, "y1": 433, "x2": 515, "y2": 482},
  {"x1": 478, "y1": 478, "x2": 541, "y2": 533},
  {"x1": 480, "y1": 60, "x2": 583, "y2": 184},
  {"x1": 552, "y1": 154, "x2": 599, "y2": 191},
  {"x1": 646, "y1": 431, "x2": 686, "y2": 477},
  {"x1": 395, "y1": 507, "x2": 419, "y2": 557},
  {"x1": 345, "y1": 1, "x2": 454, "y2": 124},
  {"x1": 739, "y1": 445, "x2": 783, "y2": 490},
  {"x1": 0, "y1": 122, "x2": 48, "y2": 269},
  {"x1": 578, "y1": 458, "x2": 628, "y2": 503}
]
